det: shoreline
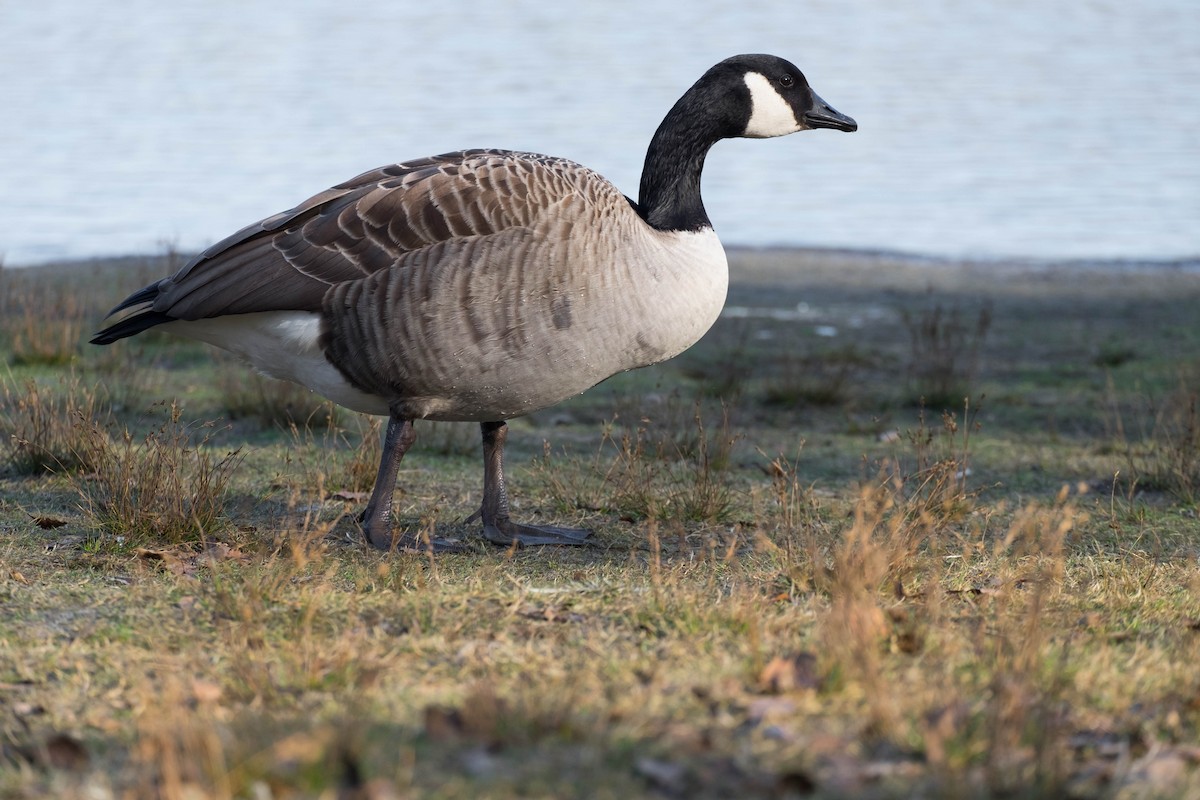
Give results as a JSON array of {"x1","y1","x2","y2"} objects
[
  {"x1": 6, "y1": 245, "x2": 1198, "y2": 274},
  {"x1": 724, "y1": 246, "x2": 1200, "y2": 302},
  {"x1": 7, "y1": 246, "x2": 1200, "y2": 306},
  {"x1": 733, "y1": 244, "x2": 1200, "y2": 273}
]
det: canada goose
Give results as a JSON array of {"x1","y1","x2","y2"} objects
[{"x1": 92, "y1": 53, "x2": 856, "y2": 551}]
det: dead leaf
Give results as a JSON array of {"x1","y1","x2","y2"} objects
[
  {"x1": 422, "y1": 705, "x2": 464, "y2": 741},
  {"x1": 895, "y1": 629, "x2": 924, "y2": 654},
  {"x1": 46, "y1": 733, "x2": 88, "y2": 770},
  {"x1": 136, "y1": 547, "x2": 195, "y2": 578},
  {"x1": 21, "y1": 733, "x2": 90, "y2": 771},
  {"x1": 887, "y1": 606, "x2": 925, "y2": 653},
  {"x1": 199, "y1": 542, "x2": 249, "y2": 563},
  {"x1": 13, "y1": 702, "x2": 44, "y2": 717},
  {"x1": 31, "y1": 516, "x2": 69, "y2": 530},
  {"x1": 191, "y1": 679, "x2": 223, "y2": 704},
  {"x1": 758, "y1": 652, "x2": 821, "y2": 694},
  {"x1": 776, "y1": 770, "x2": 817, "y2": 794},
  {"x1": 518, "y1": 603, "x2": 584, "y2": 623}
]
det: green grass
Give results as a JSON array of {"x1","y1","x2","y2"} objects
[{"x1": 1, "y1": 251, "x2": 1199, "y2": 798}]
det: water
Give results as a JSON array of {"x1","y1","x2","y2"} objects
[{"x1": 2, "y1": 0, "x2": 1197, "y2": 266}]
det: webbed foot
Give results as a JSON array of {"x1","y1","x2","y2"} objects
[{"x1": 482, "y1": 520, "x2": 592, "y2": 548}]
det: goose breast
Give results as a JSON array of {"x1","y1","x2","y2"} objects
[{"x1": 322, "y1": 158, "x2": 729, "y2": 421}]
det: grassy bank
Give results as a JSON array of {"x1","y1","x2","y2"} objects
[{"x1": 1, "y1": 250, "x2": 1199, "y2": 798}]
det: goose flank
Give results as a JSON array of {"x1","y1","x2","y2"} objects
[{"x1": 92, "y1": 53, "x2": 857, "y2": 551}]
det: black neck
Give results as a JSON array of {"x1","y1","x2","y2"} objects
[{"x1": 636, "y1": 88, "x2": 737, "y2": 233}]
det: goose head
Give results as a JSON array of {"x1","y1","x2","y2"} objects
[
  {"x1": 638, "y1": 54, "x2": 855, "y2": 231},
  {"x1": 708, "y1": 53, "x2": 858, "y2": 138}
]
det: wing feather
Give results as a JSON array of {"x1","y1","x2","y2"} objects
[{"x1": 99, "y1": 149, "x2": 601, "y2": 332}]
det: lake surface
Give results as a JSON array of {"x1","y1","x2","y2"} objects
[{"x1": 2, "y1": 0, "x2": 1197, "y2": 266}]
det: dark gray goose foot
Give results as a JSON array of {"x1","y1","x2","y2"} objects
[
  {"x1": 479, "y1": 420, "x2": 592, "y2": 548},
  {"x1": 360, "y1": 414, "x2": 466, "y2": 553},
  {"x1": 482, "y1": 520, "x2": 592, "y2": 547}
]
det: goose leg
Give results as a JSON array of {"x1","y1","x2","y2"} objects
[
  {"x1": 361, "y1": 415, "x2": 463, "y2": 552},
  {"x1": 479, "y1": 420, "x2": 591, "y2": 547}
]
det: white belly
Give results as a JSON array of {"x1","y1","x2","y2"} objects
[{"x1": 162, "y1": 312, "x2": 390, "y2": 416}]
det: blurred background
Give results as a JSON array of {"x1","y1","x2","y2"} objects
[{"x1": 1, "y1": 0, "x2": 1197, "y2": 266}]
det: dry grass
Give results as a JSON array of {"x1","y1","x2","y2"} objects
[
  {"x1": 1, "y1": 253, "x2": 1199, "y2": 798},
  {"x1": 281, "y1": 411, "x2": 383, "y2": 497},
  {"x1": 72, "y1": 401, "x2": 244, "y2": 545},
  {"x1": 1107, "y1": 370, "x2": 1200, "y2": 504},
  {"x1": 762, "y1": 345, "x2": 871, "y2": 409},
  {"x1": 216, "y1": 362, "x2": 340, "y2": 430},
  {"x1": 0, "y1": 374, "x2": 113, "y2": 475},
  {"x1": 0, "y1": 270, "x2": 88, "y2": 367},
  {"x1": 901, "y1": 301, "x2": 992, "y2": 409},
  {"x1": 534, "y1": 401, "x2": 738, "y2": 524}
]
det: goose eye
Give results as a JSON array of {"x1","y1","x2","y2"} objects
[{"x1": 778, "y1": 74, "x2": 795, "y2": 88}]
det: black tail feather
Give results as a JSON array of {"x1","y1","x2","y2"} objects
[
  {"x1": 90, "y1": 310, "x2": 176, "y2": 345},
  {"x1": 105, "y1": 281, "x2": 163, "y2": 317},
  {"x1": 91, "y1": 280, "x2": 175, "y2": 345}
]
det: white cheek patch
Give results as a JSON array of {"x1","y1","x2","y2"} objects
[{"x1": 742, "y1": 72, "x2": 801, "y2": 138}]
